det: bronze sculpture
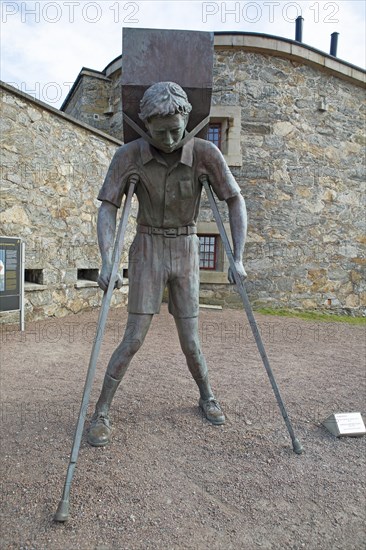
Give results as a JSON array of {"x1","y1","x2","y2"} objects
[
  {"x1": 87, "y1": 81, "x2": 247, "y2": 446},
  {"x1": 54, "y1": 26, "x2": 302, "y2": 524}
]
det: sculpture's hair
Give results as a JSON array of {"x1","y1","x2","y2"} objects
[{"x1": 139, "y1": 82, "x2": 192, "y2": 123}]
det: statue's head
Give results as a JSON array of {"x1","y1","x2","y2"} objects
[
  {"x1": 139, "y1": 82, "x2": 192, "y2": 153},
  {"x1": 139, "y1": 82, "x2": 192, "y2": 123}
]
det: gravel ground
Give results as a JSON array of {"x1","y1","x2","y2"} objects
[{"x1": 1, "y1": 304, "x2": 365, "y2": 549}]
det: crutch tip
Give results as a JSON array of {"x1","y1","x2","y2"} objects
[
  {"x1": 54, "y1": 499, "x2": 70, "y2": 522},
  {"x1": 292, "y1": 438, "x2": 303, "y2": 455}
]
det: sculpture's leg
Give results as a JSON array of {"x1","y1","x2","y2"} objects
[
  {"x1": 88, "y1": 313, "x2": 153, "y2": 446},
  {"x1": 95, "y1": 313, "x2": 153, "y2": 414},
  {"x1": 174, "y1": 316, "x2": 225, "y2": 425}
]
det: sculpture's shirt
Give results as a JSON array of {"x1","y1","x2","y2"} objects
[{"x1": 98, "y1": 137, "x2": 240, "y2": 228}]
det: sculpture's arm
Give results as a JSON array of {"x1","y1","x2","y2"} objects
[
  {"x1": 226, "y1": 193, "x2": 248, "y2": 283},
  {"x1": 97, "y1": 201, "x2": 123, "y2": 291}
]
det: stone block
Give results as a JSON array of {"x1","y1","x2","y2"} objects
[
  {"x1": 214, "y1": 35, "x2": 231, "y2": 47},
  {"x1": 307, "y1": 50, "x2": 325, "y2": 66},
  {"x1": 27, "y1": 289, "x2": 52, "y2": 307},
  {"x1": 302, "y1": 299, "x2": 317, "y2": 309},
  {"x1": 62, "y1": 269, "x2": 78, "y2": 284},
  {"x1": 273, "y1": 121, "x2": 294, "y2": 136},
  {"x1": 350, "y1": 270, "x2": 362, "y2": 283},
  {"x1": 276, "y1": 41, "x2": 291, "y2": 55},
  {"x1": 351, "y1": 68, "x2": 366, "y2": 84},
  {"x1": 345, "y1": 294, "x2": 360, "y2": 308},
  {"x1": 322, "y1": 189, "x2": 337, "y2": 202},
  {"x1": 324, "y1": 57, "x2": 345, "y2": 74},
  {"x1": 232, "y1": 36, "x2": 244, "y2": 47},
  {"x1": 242, "y1": 123, "x2": 270, "y2": 135},
  {"x1": 243, "y1": 36, "x2": 270, "y2": 50},
  {"x1": 291, "y1": 44, "x2": 308, "y2": 60},
  {"x1": 27, "y1": 107, "x2": 42, "y2": 122},
  {"x1": 0, "y1": 205, "x2": 30, "y2": 225}
]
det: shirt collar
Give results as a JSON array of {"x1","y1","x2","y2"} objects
[{"x1": 140, "y1": 136, "x2": 194, "y2": 167}]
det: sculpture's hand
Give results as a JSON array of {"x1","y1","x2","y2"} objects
[
  {"x1": 228, "y1": 260, "x2": 247, "y2": 285},
  {"x1": 98, "y1": 263, "x2": 123, "y2": 292}
]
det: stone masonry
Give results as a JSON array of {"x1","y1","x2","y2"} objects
[
  {"x1": 62, "y1": 35, "x2": 366, "y2": 316},
  {"x1": 208, "y1": 48, "x2": 365, "y2": 314},
  {"x1": 1, "y1": 34, "x2": 365, "y2": 321},
  {"x1": 0, "y1": 83, "x2": 137, "y2": 323}
]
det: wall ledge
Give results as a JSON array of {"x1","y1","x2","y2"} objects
[
  {"x1": 214, "y1": 32, "x2": 365, "y2": 88},
  {"x1": 98, "y1": 33, "x2": 365, "y2": 89},
  {"x1": 24, "y1": 282, "x2": 48, "y2": 292}
]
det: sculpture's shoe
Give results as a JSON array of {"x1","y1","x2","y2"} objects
[
  {"x1": 199, "y1": 397, "x2": 225, "y2": 425},
  {"x1": 87, "y1": 412, "x2": 111, "y2": 447}
]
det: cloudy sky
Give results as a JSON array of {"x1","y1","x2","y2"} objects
[{"x1": 1, "y1": 0, "x2": 365, "y2": 108}]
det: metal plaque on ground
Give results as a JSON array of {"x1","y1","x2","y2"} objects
[{"x1": 323, "y1": 412, "x2": 366, "y2": 437}]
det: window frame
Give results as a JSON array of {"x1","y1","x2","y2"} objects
[
  {"x1": 199, "y1": 234, "x2": 218, "y2": 271},
  {"x1": 208, "y1": 106, "x2": 242, "y2": 167},
  {"x1": 207, "y1": 123, "x2": 222, "y2": 150},
  {"x1": 197, "y1": 222, "x2": 232, "y2": 284}
]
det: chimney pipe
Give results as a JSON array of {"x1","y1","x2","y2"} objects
[
  {"x1": 295, "y1": 16, "x2": 304, "y2": 42},
  {"x1": 330, "y1": 32, "x2": 339, "y2": 56}
]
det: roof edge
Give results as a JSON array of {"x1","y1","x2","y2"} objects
[
  {"x1": 60, "y1": 67, "x2": 110, "y2": 111},
  {"x1": 215, "y1": 31, "x2": 365, "y2": 74},
  {"x1": 61, "y1": 31, "x2": 365, "y2": 111}
]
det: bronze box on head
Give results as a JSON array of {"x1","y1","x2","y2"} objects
[{"x1": 121, "y1": 27, "x2": 214, "y2": 143}]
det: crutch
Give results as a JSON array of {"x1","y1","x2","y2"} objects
[
  {"x1": 200, "y1": 175, "x2": 303, "y2": 455},
  {"x1": 54, "y1": 175, "x2": 139, "y2": 522}
]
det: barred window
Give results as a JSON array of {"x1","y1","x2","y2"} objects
[
  {"x1": 207, "y1": 123, "x2": 222, "y2": 150},
  {"x1": 199, "y1": 235, "x2": 217, "y2": 270}
]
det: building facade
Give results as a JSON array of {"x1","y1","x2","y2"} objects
[
  {"x1": 1, "y1": 33, "x2": 365, "y2": 322},
  {"x1": 0, "y1": 82, "x2": 133, "y2": 323}
]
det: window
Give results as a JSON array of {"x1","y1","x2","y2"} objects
[
  {"x1": 25, "y1": 269, "x2": 43, "y2": 285},
  {"x1": 77, "y1": 269, "x2": 99, "y2": 282},
  {"x1": 207, "y1": 123, "x2": 222, "y2": 150},
  {"x1": 199, "y1": 235, "x2": 217, "y2": 270},
  {"x1": 75, "y1": 268, "x2": 99, "y2": 289},
  {"x1": 208, "y1": 106, "x2": 242, "y2": 167},
  {"x1": 197, "y1": 222, "x2": 231, "y2": 284}
]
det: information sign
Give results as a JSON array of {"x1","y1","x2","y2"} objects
[{"x1": 0, "y1": 237, "x2": 25, "y2": 330}]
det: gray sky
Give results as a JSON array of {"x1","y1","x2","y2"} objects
[{"x1": 1, "y1": 1, "x2": 365, "y2": 108}]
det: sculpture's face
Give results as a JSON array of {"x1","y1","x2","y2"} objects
[{"x1": 145, "y1": 113, "x2": 187, "y2": 153}]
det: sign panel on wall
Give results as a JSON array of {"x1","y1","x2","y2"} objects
[{"x1": 0, "y1": 236, "x2": 25, "y2": 330}]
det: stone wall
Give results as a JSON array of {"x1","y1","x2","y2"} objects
[
  {"x1": 0, "y1": 83, "x2": 136, "y2": 323},
  {"x1": 3, "y1": 35, "x2": 366, "y2": 319},
  {"x1": 63, "y1": 65, "x2": 133, "y2": 142},
  {"x1": 208, "y1": 48, "x2": 366, "y2": 315},
  {"x1": 61, "y1": 38, "x2": 365, "y2": 315},
  {"x1": 64, "y1": 71, "x2": 115, "y2": 136}
]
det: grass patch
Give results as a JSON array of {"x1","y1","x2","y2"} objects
[{"x1": 255, "y1": 307, "x2": 366, "y2": 325}]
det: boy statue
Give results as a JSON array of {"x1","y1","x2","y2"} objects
[{"x1": 88, "y1": 82, "x2": 247, "y2": 446}]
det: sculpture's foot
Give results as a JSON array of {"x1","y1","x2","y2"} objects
[
  {"x1": 87, "y1": 411, "x2": 111, "y2": 447},
  {"x1": 199, "y1": 397, "x2": 225, "y2": 425}
]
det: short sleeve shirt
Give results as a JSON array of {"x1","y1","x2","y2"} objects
[{"x1": 97, "y1": 137, "x2": 240, "y2": 228}]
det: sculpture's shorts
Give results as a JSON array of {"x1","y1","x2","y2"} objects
[{"x1": 127, "y1": 232, "x2": 200, "y2": 318}]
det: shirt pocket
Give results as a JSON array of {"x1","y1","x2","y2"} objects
[{"x1": 178, "y1": 178, "x2": 193, "y2": 199}]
